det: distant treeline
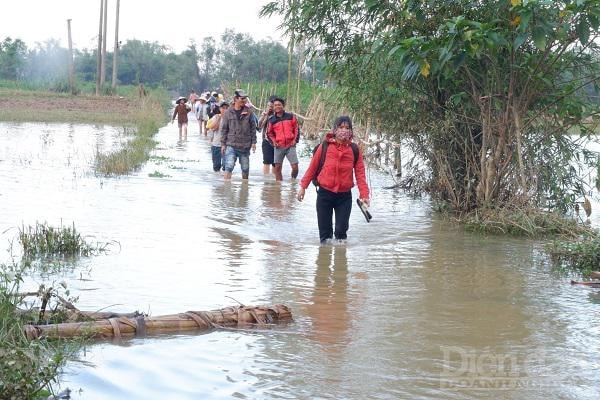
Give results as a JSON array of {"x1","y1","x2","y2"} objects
[{"x1": 0, "y1": 30, "x2": 326, "y2": 92}]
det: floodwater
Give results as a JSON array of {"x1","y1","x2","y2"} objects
[{"x1": 0, "y1": 118, "x2": 598, "y2": 399}]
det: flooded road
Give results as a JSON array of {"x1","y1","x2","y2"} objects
[{"x1": 0, "y1": 120, "x2": 598, "y2": 399}]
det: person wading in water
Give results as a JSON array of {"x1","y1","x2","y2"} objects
[
  {"x1": 172, "y1": 96, "x2": 191, "y2": 139},
  {"x1": 266, "y1": 97, "x2": 300, "y2": 181},
  {"x1": 220, "y1": 89, "x2": 257, "y2": 180},
  {"x1": 297, "y1": 116, "x2": 370, "y2": 244}
]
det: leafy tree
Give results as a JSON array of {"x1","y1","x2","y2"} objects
[
  {"x1": 214, "y1": 29, "x2": 290, "y2": 84},
  {"x1": 263, "y1": 0, "x2": 600, "y2": 212},
  {"x1": 199, "y1": 36, "x2": 218, "y2": 88},
  {"x1": 0, "y1": 37, "x2": 26, "y2": 80},
  {"x1": 118, "y1": 40, "x2": 168, "y2": 85},
  {"x1": 74, "y1": 49, "x2": 97, "y2": 82}
]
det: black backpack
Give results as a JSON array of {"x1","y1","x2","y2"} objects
[{"x1": 311, "y1": 141, "x2": 359, "y2": 187}]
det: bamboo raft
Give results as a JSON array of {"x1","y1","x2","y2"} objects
[{"x1": 24, "y1": 304, "x2": 292, "y2": 340}]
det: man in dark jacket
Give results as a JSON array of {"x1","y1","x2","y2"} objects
[{"x1": 220, "y1": 89, "x2": 257, "y2": 180}]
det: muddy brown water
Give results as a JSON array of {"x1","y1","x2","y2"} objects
[{"x1": 0, "y1": 119, "x2": 598, "y2": 399}]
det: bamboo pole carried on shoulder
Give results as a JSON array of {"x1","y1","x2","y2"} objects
[{"x1": 24, "y1": 304, "x2": 292, "y2": 340}]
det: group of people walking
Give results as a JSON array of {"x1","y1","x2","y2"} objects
[{"x1": 171, "y1": 89, "x2": 371, "y2": 244}]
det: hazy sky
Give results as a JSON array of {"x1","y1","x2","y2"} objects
[{"x1": 0, "y1": 0, "x2": 284, "y2": 52}]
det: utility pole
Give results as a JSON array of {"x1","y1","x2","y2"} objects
[
  {"x1": 100, "y1": 0, "x2": 108, "y2": 88},
  {"x1": 67, "y1": 19, "x2": 75, "y2": 95},
  {"x1": 95, "y1": 0, "x2": 103, "y2": 95},
  {"x1": 111, "y1": 0, "x2": 120, "y2": 90}
]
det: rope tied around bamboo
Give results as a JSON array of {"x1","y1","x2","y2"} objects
[{"x1": 23, "y1": 304, "x2": 293, "y2": 340}]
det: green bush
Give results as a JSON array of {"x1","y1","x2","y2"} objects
[{"x1": 547, "y1": 233, "x2": 600, "y2": 277}]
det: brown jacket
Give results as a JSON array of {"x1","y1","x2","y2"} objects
[
  {"x1": 172, "y1": 103, "x2": 190, "y2": 123},
  {"x1": 220, "y1": 106, "x2": 257, "y2": 150}
]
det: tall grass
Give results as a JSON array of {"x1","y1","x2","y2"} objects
[
  {"x1": 460, "y1": 207, "x2": 590, "y2": 237},
  {"x1": 95, "y1": 118, "x2": 162, "y2": 175},
  {"x1": 94, "y1": 89, "x2": 169, "y2": 175},
  {"x1": 18, "y1": 222, "x2": 108, "y2": 257},
  {"x1": 223, "y1": 80, "x2": 325, "y2": 115}
]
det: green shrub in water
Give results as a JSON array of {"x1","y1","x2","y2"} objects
[
  {"x1": 547, "y1": 232, "x2": 600, "y2": 277},
  {"x1": 0, "y1": 268, "x2": 68, "y2": 399},
  {"x1": 18, "y1": 222, "x2": 106, "y2": 257}
]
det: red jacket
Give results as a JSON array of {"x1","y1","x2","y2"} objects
[
  {"x1": 300, "y1": 132, "x2": 370, "y2": 199},
  {"x1": 267, "y1": 112, "x2": 299, "y2": 148}
]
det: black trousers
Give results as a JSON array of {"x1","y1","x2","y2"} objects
[{"x1": 316, "y1": 187, "x2": 352, "y2": 242}]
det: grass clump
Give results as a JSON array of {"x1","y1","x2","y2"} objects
[
  {"x1": 460, "y1": 206, "x2": 590, "y2": 237},
  {"x1": 0, "y1": 268, "x2": 70, "y2": 399},
  {"x1": 148, "y1": 170, "x2": 171, "y2": 178},
  {"x1": 18, "y1": 222, "x2": 107, "y2": 258},
  {"x1": 547, "y1": 232, "x2": 600, "y2": 278}
]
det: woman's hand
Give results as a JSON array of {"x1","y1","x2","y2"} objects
[
  {"x1": 360, "y1": 198, "x2": 370, "y2": 207},
  {"x1": 297, "y1": 187, "x2": 306, "y2": 202}
]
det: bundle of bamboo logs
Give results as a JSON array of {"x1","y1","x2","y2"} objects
[{"x1": 24, "y1": 304, "x2": 292, "y2": 340}]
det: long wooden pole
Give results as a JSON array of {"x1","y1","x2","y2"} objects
[
  {"x1": 67, "y1": 19, "x2": 75, "y2": 95},
  {"x1": 111, "y1": 0, "x2": 120, "y2": 90},
  {"x1": 95, "y1": 0, "x2": 103, "y2": 96},
  {"x1": 100, "y1": 0, "x2": 108, "y2": 87},
  {"x1": 24, "y1": 304, "x2": 292, "y2": 340}
]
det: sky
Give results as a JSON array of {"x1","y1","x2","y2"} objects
[{"x1": 0, "y1": 0, "x2": 284, "y2": 52}]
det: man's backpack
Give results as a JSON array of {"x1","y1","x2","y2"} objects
[{"x1": 311, "y1": 141, "x2": 359, "y2": 187}]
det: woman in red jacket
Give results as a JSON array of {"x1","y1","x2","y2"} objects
[{"x1": 297, "y1": 116, "x2": 370, "y2": 244}]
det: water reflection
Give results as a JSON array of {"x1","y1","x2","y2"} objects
[
  {"x1": 260, "y1": 182, "x2": 284, "y2": 220},
  {"x1": 307, "y1": 245, "x2": 349, "y2": 359},
  {"x1": 209, "y1": 182, "x2": 252, "y2": 266}
]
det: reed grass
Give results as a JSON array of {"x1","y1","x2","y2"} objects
[
  {"x1": 460, "y1": 207, "x2": 590, "y2": 237},
  {"x1": 94, "y1": 119, "x2": 160, "y2": 175},
  {"x1": 18, "y1": 222, "x2": 108, "y2": 258}
]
